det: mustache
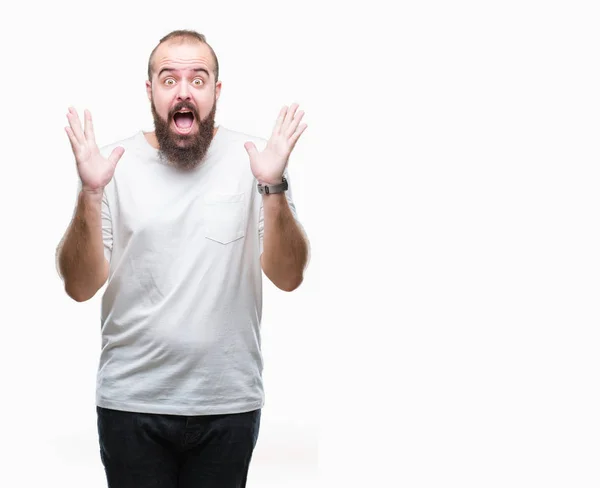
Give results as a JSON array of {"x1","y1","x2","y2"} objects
[{"x1": 169, "y1": 102, "x2": 200, "y2": 121}]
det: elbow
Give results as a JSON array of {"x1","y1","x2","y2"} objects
[
  {"x1": 65, "y1": 288, "x2": 92, "y2": 303},
  {"x1": 64, "y1": 283, "x2": 95, "y2": 303},
  {"x1": 277, "y1": 274, "x2": 304, "y2": 292},
  {"x1": 263, "y1": 267, "x2": 304, "y2": 292},
  {"x1": 71, "y1": 293, "x2": 92, "y2": 303},
  {"x1": 62, "y1": 263, "x2": 108, "y2": 303},
  {"x1": 261, "y1": 254, "x2": 306, "y2": 292}
]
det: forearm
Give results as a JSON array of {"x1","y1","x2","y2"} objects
[
  {"x1": 57, "y1": 190, "x2": 108, "y2": 302},
  {"x1": 261, "y1": 193, "x2": 308, "y2": 291}
]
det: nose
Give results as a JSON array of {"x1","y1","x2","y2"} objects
[{"x1": 177, "y1": 82, "x2": 191, "y2": 101}]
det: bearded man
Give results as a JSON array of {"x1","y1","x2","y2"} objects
[{"x1": 56, "y1": 29, "x2": 310, "y2": 488}]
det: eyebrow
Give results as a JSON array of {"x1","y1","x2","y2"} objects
[{"x1": 157, "y1": 67, "x2": 210, "y2": 78}]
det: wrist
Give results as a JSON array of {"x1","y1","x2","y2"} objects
[
  {"x1": 80, "y1": 187, "x2": 104, "y2": 203},
  {"x1": 257, "y1": 176, "x2": 288, "y2": 196},
  {"x1": 257, "y1": 177, "x2": 284, "y2": 186}
]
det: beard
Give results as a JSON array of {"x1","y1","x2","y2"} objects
[{"x1": 151, "y1": 96, "x2": 217, "y2": 170}]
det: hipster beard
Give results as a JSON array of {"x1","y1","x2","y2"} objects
[{"x1": 151, "y1": 98, "x2": 217, "y2": 170}]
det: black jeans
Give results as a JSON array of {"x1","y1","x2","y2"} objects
[{"x1": 96, "y1": 406, "x2": 261, "y2": 488}]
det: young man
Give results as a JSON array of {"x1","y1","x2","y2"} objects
[{"x1": 56, "y1": 30, "x2": 309, "y2": 488}]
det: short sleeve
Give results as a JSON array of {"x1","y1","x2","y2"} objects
[{"x1": 101, "y1": 191, "x2": 113, "y2": 262}]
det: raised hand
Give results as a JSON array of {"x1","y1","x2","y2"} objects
[
  {"x1": 244, "y1": 103, "x2": 307, "y2": 185},
  {"x1": 65, "y1": 107, "x2": 124, "y2": 195}
]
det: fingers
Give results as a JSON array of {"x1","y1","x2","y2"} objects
[
  {"x1": 244, "y1": 141, "x2": 258, "y2": 162},
  {"x1": 272, "y1": 106, "x2": 287, "y2": 137},
  {"x1": 285, "y1": 109, "x2": 305, "y2": 138},
  {"x1": 108, "y1": 146, "x2": 125, "y2": 166},
  {"x1": 66, "y1": 107, "x2": 85, "y2": 145},
  {"x1": 282, "y1": 103, "x2": 299, "y2": 130},
  {"x1": 65, "y1": 126, "x2": 78, "y2": 154},
  {"x1": 275, "y1": 103, "x2": 304, "y2": 141},
  {"x1": 289, "y1": 123, "x2": 308, "y2": 148},
  {"x1": 84, "y1": 109, "x2": 95, "y2": 142}
]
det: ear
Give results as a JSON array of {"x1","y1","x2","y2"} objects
[
  {"x1": 145, "y1": 80, "x2": 152, "y2": 102},
  {"x1": 215, "y1": 80, "x2": 222, "y2": 102}
]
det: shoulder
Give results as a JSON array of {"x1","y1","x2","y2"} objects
[
  {"x1": 98, "y1": 131, "x2": 152, "y2": 194},
  {"x1": 216, "y1": 126, "x2": 268, "y2": 151},
  {"x1": 98, "y1": 131, "x2": 146, "y2": 158}
]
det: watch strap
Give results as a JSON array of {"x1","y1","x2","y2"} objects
[{"x1": 257, "y1": 177, "x2": 288, "y2": 195}]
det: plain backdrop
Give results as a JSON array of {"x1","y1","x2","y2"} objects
[{"x1": 1, "y1": 0, "x2": 600, "y2": 487}]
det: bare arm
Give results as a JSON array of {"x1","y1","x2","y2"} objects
[
  {"x1": 244, "y1": 103, "x2": 309, "y2": 292},
  {"x1": 57, "y1": 107, "x2": 124, "y2": 301},
  {"x1": 260, "y1": 193, "x2": 308, "y2": 291},
  {"x1": 57, "y1": 189, "x2": 109, "y2": 302}
]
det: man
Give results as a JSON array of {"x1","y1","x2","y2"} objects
[{"x1": 56, "y1": 29, "x2": 310, "y2": 488}]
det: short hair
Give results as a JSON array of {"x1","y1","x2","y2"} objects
[{"x1": 147, "y1": 30, "x2": 219, "y2": 82}]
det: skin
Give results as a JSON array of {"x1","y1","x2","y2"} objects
[
  {"x1": 57, "y1": 39, "x2": 309, "y2": 300},
  {"x1": 244, "y1": 103, "x2": 310, "y2": 290},
  {"x1": 145, "y1": 40, "x2": 309, "y2": 290},
  {"x1": 144, "y1": 40, "x2": 221, "y2": 149},
  {"x1": 58, "y1": 108, "x2": 121, "y2": 301}
]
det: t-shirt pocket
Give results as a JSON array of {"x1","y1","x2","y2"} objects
[{"x1": 203, "y1": 192, "x2": 246, "y2": 244}]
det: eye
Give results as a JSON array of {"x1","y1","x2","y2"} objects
[
  {"x1": 164, "y1": 78, "x2": 176, "y2": 86},
  {"x1": 192, "y1": 78, "x2": 204, "y2": 86}
]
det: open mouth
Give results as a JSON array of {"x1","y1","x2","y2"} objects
[{"x1": 172, "y1": 110, "x2": 195, "y2": 134}]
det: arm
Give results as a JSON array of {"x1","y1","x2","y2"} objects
[
  {"x1": 245, "y1": 103, "x2": 309, "y2": 292},
  {"x1": 57, "y1": 107, "x2": 124, "y2": 302},
  {"x1": 56, "y1": 189, "x2": 109, "y2": 302},
  {"x1": 260, "y1": 192, "x2": 309, "y2": 291}
]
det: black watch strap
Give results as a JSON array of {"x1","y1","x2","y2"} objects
[{"x1": 257, "y1": 177, "x2": 288, "y2": 195}]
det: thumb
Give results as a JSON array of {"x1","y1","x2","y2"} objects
[
  {"x1": 108, "y1": 146, "x2": 125, "y2": 167},
  {"x1": 244, "y1": 142, "x2": 258, "y2": 162}
]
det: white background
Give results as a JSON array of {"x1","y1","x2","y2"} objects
[{"x1": 1, "y1": 0, "x2": 600, "y2": 487}]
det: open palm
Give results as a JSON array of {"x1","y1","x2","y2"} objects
[
  {"x1": 66, "y1": 107, "x2": 124, "y2": 194},
  {"x1": 245, "y1": 103, "x2": 307, "y2": 185}
]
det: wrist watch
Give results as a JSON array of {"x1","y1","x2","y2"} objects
[{"x1": 257, "y1": 177, "x2": 288, "y2": 195}]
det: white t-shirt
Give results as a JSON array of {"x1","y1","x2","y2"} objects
[{"x1": 94, "y1": 126, "x2": 300, "y2": 416}]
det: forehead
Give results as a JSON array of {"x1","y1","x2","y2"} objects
[{"x1": 152, "y1": 40, "x2": 214, "y2": 75}]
